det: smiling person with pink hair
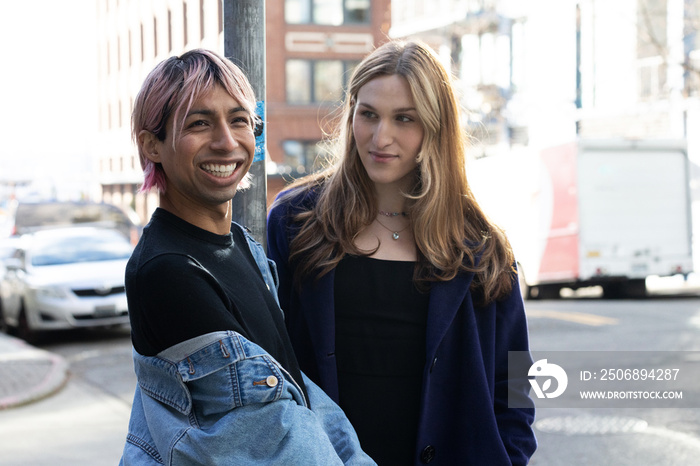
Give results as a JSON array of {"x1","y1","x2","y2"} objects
[{"x1": 120, "y1": 48, "x2": 375, "y2": 466}]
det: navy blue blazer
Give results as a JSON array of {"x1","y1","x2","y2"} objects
[{"x1": 267, "y1": 188, "x2": 537, "y2": 465}]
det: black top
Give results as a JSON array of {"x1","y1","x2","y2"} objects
[
  {"x1": 126, "y1": 208, "x2": 305, "y2": 396},
  {"x1": 334, "y1": 255, "x2": 430, "y2": 466}
]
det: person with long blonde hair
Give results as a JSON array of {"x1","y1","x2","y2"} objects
[{"x1": 267, "y1": 40, "x2": 536, "y2": 465}]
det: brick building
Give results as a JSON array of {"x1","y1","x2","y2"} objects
[{"x1": 265, "y1": 0, "x2": 391, "y2": 203}]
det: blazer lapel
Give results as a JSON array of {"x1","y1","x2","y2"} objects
[
  {"x1": 425, "y1": 271, "x2": 474, "y2": 359},
  {"x1": 299, "y1": 269, "x2": 339, "y2": 397},
  {"x1": 299, "y1": 270, "x2": 336, "y2": 348}
]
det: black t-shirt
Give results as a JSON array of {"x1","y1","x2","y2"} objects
[
  {"x1": 126, "y1": 208, "x2": 304, "y2": 394},
  {"x1": 334, "y1": 254, "x2": 430, "y2": 466}
]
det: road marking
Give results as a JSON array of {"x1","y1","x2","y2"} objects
[
  {"x1": 68, "y1": 350, "x2": 102, "y2": 363},
  {"x1": 644, "y1": 426, "x2": 700, "y2": 451},
  {"x1": 536, "y1": 415, "x2": 700, "y2": 450},
  {"x1": 526, "y1": 309, "x2": 619, "y2": 326},
  {"x1": 689, "y1": 311, "x2": 700, "y2": 330}
]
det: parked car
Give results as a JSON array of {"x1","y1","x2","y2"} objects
[
  {"x1": 9, "y1": 200, "x2": 142, "y2": 245},
  {"x1": 0, "y1": 237, "x2": 20, "y2": 332},
  {"x1": 2, "y1": 227, "x2": 133, "y2": 342}
]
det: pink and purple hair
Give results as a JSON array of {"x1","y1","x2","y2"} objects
[{"x1": 131, "y1": 49, "x2": 257, "y2": 192}]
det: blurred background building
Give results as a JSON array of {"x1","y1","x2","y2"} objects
[
  {"x1": 392, "y1": 0, "x2": 700, "y2": 154},
  {"x1": 3, "y1": 0, "x2": 699, "y2": 226}
]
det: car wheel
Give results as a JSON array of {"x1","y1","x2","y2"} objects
[
  {"x1": 529, "y1": 284, "x2": 561, "y2": 300},
  {"x1": 0, "y1": 301, "x2": 7, "y2": 333},
  {"x1": 17, "y1": 308, "x2": 40, "y2": 345}
]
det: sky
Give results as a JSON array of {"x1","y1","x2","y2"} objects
[{"x1": 0, "y1": 0, "x2": 98, "y2": 192}]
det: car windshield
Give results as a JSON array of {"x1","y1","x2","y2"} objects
[
  {"x1": 31, "y1": 230, "x2": 133, "y2": 266},
  {"x1": 11, "y1": 201, "x2": 141, "y2": 241}
]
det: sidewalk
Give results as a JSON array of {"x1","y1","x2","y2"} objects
[{"x1": 0, "y1": 332, "x2": 69, "y2": 410}]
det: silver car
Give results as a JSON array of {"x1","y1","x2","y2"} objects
[
  {"x1": 0, "y1": 236, "x2": 21, "y2": 332},
  {"x1": 2, "y1": 227, "x2": 133, "y2": 342}
]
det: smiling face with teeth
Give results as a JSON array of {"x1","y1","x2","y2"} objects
[{"x1": 139, "y1": 84, "x2": 255, "y2": 230}]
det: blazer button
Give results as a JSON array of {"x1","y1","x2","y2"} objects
[{"x1": 420, "y1": 445, "x2": 435, "y2": 463}]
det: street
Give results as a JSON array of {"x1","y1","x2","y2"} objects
[
  {"x1": 1, "y1": 293, "x2": 700, "y2": 465},
  {"x1": 527, "y1": 294, "x2": 700, "y2": 466}
]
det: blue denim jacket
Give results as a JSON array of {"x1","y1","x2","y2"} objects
[
  {"x1": 120, "y1": 224, "x2": 375, "y2": 465},
  {"x1": 237, "y1": 224, "x2": 281, "y2": 308}
]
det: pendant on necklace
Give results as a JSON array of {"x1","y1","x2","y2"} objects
[{"x1": 392, "y1": 232, "x2": 400, "y2": 240}]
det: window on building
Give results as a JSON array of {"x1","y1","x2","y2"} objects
[
  {"x1": 286, "y1": 0, "x2": 310, "y2": 23},
  {"x1": 637, "y1": 0, "x2": 667, "y2": 59},
  {"x1": 154, "y1": 17, "x2": 158, "y2": 57},
  {"x1": 314, "y1": 0, "x2": 343, "y2": 25},
  {"x1": 286, "y1": 60, "x2": 312, "y2": 104},
  {"x1": 183, "y1": 3, "x2": 189, "y2": 46},
  {"x1": 140, "y1": 23, "x2": 145, "y2": 62},
  {"x1": 280, "y1": 140, "x2": 326, "y2": 175},
  {"x1": 636, "y1": 0, "x2": 667, "y2": 99},
  {"x1": 285, "y1": 0, "x2": 370, "y2": 25},
  {"x1": 344, "y1": 0, "x2": 370, "y2": 23},
  {"x1": 286, "y1": 59, "x2": 357, "y2": 104},
  {"x1": 168, "y1": 9, "x2": 173, "y2": 52},
  {"x1": 200, "y1": 0, "x2": 205, "y2": 40},
  {"x1": 218, "y1": 0, "x2": 223, "y2": 34},
  {"x1": 688, "y1": 50, "x2": 700, "y2": 96},
  {"x1": 638, "y1": 56, "x2": 667, "y2": 100},
  {"x1": 684, "y1": 1, "x2": 700, "y2": 96}
]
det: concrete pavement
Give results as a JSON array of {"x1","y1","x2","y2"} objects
[{"x1": 0, "y1": 332, "x2": 69, "y2": 410}]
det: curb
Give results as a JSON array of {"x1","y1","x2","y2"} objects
[{"x1": 0, "y1": 335, "x2": 70, "y2": 410}]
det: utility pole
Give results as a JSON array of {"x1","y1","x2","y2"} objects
[{"x1": 224, "y1": 0, "x2": 267, "y2": 246}]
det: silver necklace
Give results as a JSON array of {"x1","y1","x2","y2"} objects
[
  {"x1": 379, "y1": 210, "x2": 408, "y2": 217},
  {"x1": 375, "y1": 217, "x2": 409, "y2": 240}
]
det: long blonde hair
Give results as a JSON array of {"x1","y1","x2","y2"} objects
[{"x1": 273, "y1": 40, "x2": 515, "y2": 304}]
